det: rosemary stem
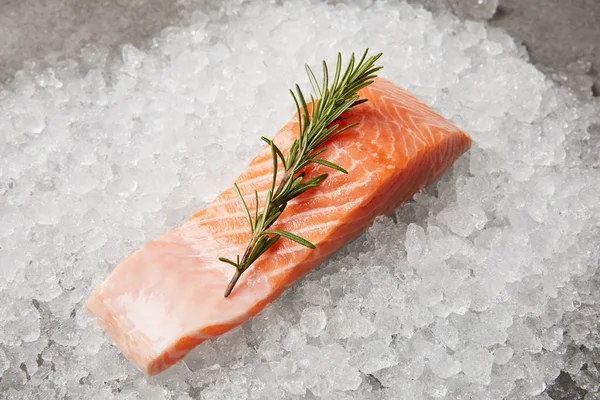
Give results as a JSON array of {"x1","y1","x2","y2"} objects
[
  {"x1": 273, "y1": 173, "x2": 291, "y2": 200},
  {"x1": 224, "y1": 269, "x2": 242, "y2": 298},
  {"x1": 240, "y1": 237, "x2": 256, "y2": 265}
]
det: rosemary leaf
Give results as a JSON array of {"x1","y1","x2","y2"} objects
[
  {"x1": 270, "y1": 142, "x2": 278, "y2": 194},
  {"x1": 218, "y1": 257, "x2": 239, "y2": 268},
  {"x1": 261, "y1": 137, "x2": 286, "y2": 168},
  {"x1": 253, "y1": 190, "x2": 259, "y2": 231},
  {"x1": 311, "y1": 159, "x2": 349, "y2": 174},
  {"x1": 233, "y1": 183, "x2": 253, "y2": 234},
  {"x1": 264, "y1": 230, "x2": 315, "y2": 249}
]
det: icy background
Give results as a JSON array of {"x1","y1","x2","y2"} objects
[{"x1": 1, "y1": 0, "x2": 600, "y2": 398}]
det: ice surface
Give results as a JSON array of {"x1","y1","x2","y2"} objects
[
  {"x1": 300, "y1": 307, "x2": 327, "y2": 337},
  {"x1": 1, "y1": 0, "x2": 599, "y2": 398}
]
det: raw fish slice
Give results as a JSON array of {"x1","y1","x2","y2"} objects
[{"x1": 85, "y1": 77, "x2": 472, "y2": 376}]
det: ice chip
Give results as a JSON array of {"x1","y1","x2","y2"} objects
[
  {"x1": 300, "y1": 307, "x2": 327, "y2": 337},
  {"x1": 429, "y1": 348, "x2": 461, "y2": 378},
  {"x1": 0, "y1": 348, "x2": 9, "y2": 377},
  {"x1": 460, "y1": 344, "x2": 494, "y2": 384},
  {"x1": 437, "y1": 204, "x2": 487, "y2": 237},
  {"x1": 493, "y1": 346, "x2": 514, "y2": 365},
  {"x1": 405, "y1": 223, "x2": 426, "y2": 264},
  {"x1": 358, "y1": 340, "x2": 398, "y2": 374}
]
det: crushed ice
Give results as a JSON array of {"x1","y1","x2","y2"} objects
[{"x1": 1, "y1": 0, "x2": 599, "y2": 398}]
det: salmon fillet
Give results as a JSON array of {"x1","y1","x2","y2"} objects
[{"x1": 85, "y1": 77, "x2": 471, "y2": 376}]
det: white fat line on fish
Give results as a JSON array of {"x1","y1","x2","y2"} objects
[
  {"x1": 234, "y1": 142, "x2": 353, "y2": 191},
  {"x1": 213, "y1": 154, "x2": 354, "y2": 209},
  {"x1": 404, "y1": 115, "x2": 448, "y2": 146},
  {"x1": 158, "y1": 212, "x2": 365, "y2": 268},
  {"x1": 209, "y1": 218, "x2": 337, "y2": 243},
  {"x1": 389, "y1": 111, "x2": 430, "y2": 148},
  {"x1": 258, "y1": 208, "x2": 378, "y2": 265},
  {"x1": 395, "y1": 111, "x2": 433, "y2": 143},
  {"x1": 207, "y1": 195, "x2": 366, "y2": 239},
  {"x1": 206, "y1": 211, "x2": 374, "y2": 270},
  {"x1": 177, "y1": 211, "x2": 372, "y2": 270},
  {"x1": 209, "y1": 132, "x2": 363, "y2": 209},
  {"x1": 164, "y1": 259, "x2": 229, "y2": 273},
  {"x1": 262, "y1": 221, "x2": 372, "y2": 280},
  {"x1": 378, "y1": 89, "x2": 460, "y2": 134},
  {"x1": 198, "y1": 173, "x2": 362, "y2": 225},
  {"x1": 164, "y1": 198, "x2": 365, "y2": 248}
]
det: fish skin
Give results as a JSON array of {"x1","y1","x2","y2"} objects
[{"x1": 85, "y1": 77, "x2": 472, "y2": 376}]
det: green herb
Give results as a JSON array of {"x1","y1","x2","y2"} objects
[{"x1": 220, "y1": 49, "x2": 383, "y2": 297}]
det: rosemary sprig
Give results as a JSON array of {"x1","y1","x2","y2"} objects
[{"x1": 220, "y1": 49, "x2": 383, "y2": 297}]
